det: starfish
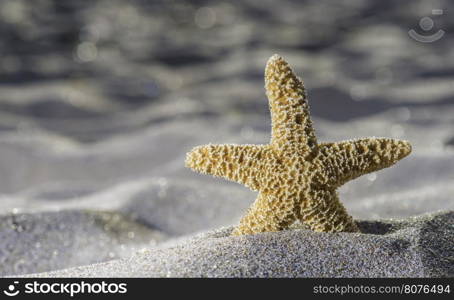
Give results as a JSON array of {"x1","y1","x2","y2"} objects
[{"x1": 185, "y1": 54, "x2": 412, "y2": 236}]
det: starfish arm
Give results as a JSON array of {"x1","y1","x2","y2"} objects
[
  {"x1": 185, "y1": 144, "x2": 267, "y2": 191},
  {"x1": 265, "y1": 54, "x2": 317, "y2": 155},
  {"x1": 319, "y1": 138, "x2": 412, "y2": 186},
  {"x1": 231, "y1": 191, "x2": 298, "y2": 235},
  {"x1": 299, "y1": 188, "x2": 359, "y2": 232}
]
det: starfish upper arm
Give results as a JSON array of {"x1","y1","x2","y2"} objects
[
  {"x1": 265, "y1": 55, "x2": 317, "y2": 155},
  {"x1": 319, "y1": 138, "x2": 412, "y2": 186},
  {"x1": 185, "y1": 144, "x2": 267, "y2": 191}
]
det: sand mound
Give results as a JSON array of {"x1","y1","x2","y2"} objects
[{"x1": 28, "y1": 211, "x2": 453, "y2": 278}]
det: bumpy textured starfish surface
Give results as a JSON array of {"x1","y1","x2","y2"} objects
[{"x1": 185, "y1": 54, "x2": 412, "y2": 236}]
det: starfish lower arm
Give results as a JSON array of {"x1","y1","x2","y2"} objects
[
  {"x1": 299, "y1": 188, "x2": 359, "y2": 232},
  {"x1": 231, "y1": 191, "x2": 299, "y2": 235}
]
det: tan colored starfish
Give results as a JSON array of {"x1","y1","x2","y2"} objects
[{"x1": 185, "y1": 54, "x2": 412, "y2": 236}]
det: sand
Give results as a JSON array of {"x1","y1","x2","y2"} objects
[{"x1": 20, "y1": 211, "x2": 453, "y2": 278}]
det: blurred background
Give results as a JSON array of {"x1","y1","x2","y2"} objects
[{"x1": 0, "y1": 0, "x2": 453, "y2": 276}]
